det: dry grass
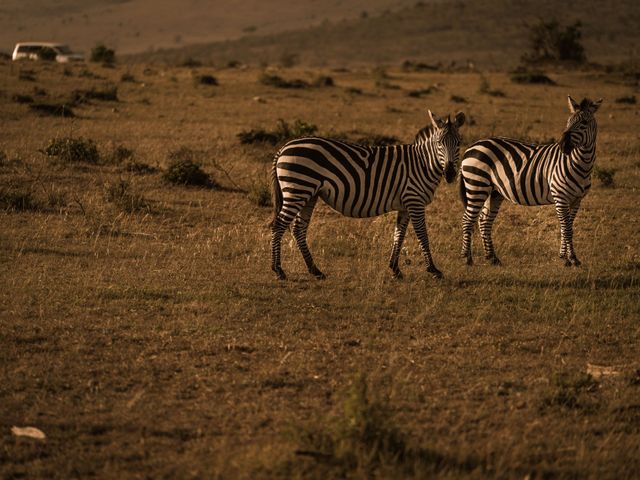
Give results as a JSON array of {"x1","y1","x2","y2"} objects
[{"x1": 0, "y1": 59, "x2": 639, "y2": 479}]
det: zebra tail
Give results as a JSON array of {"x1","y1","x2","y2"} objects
[
  {"x1": 459, "y1": 174, "x2": 467, "y2": 208},
  {"x1": 270, "y1": 153, "x2": 283, "y2": 228}
]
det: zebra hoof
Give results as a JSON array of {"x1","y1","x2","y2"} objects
[
  {"x1": 564, "y1": 259, "x2": 572, "y2": 267},
  {"x1": 392, "y1": 270, "x2": 404, "y2": 280},
  {"x1": 465, "y1": 256, "x2": 473, "y2": 266},
  {"x1": 488, "y1": 256, "x2": 501, "y2": 266},
  {"x1": 309, "y1": 266, "x2": 326, "y2": 279},
  {"x1": 428, "y1": 267, "x2": 444, "y2": 280},
  {"x1": 571, "y1": 257, "x2": 582, "y2": 267},
  {"x1": 273, "y1": 268, "x2": 287, "y2": 280}
]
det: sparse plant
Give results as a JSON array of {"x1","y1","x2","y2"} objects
[
  {"x1": 450, "y1": 94, "x2": 468, "y2": 103},
  {"x1": 248, "y1": 178, "x2": 272, "y2": 207},
  {"x1": 194, "y1": 74, "x2": 218, "y2": 86},
  {"x1": 90, "y1": 44, "x2": 116, "y2": 64},
  {"x1": 29, "y1": 102, "x2": 75, "y2": 117},
  {"x1": 12, "y1": 94, "x2": 34, "y2": 104},
  {"x1": 163, "y1": 148, "x2": 216, "y2": 187},
  {"x1": 238, "y1": 119, "x2": 318, "y2": 145},
  {"x1": 43, "y1": 137, "x2": 100, "y2": 164},
  {"x1": 180, "y1": 57, "x2": 202, "y2": 67},
  {"x1": 615, "y1": 95, "x2": 636, "y2": 104},
  {"x1": 510, "y1": 69, "x2": 556, "y2": 85},
  {"x1": 479, "y1": 76, "x2": 506, "y2": 97},
  {"x1": 259, "y1": 73, "x2": 309, "y2": 89},
  {"x1": 593, "y1": 166, "x2": 615, "y2": 187},
  {"x1": 71, "y1": 85, "x2": 118, "y2": 103},
  {"x1": 522, "y1": 19, "x2": 586, "y2": 65},
  {"x1": 120, "y1": 72, "x2": 136, "y2": 82},
  {"x1": 103, "y1": 179, "x2": 148, "y2": 213},
  {"x1": 407, "y1": 87, "x2": 435, "y2": 98},
  {"x1": 0, "y1": 187, "x2": 39, "y2": 212},
  {"x1": 313, "y1": 75, "x2": 334, "y2": 87},
  {"x1": 106, "y1": 145, "x2": 134, "y2": 165},
  {"x1": 121, "y1": 159, "x2": 157, "y2": 175},
  {"x1": 541, "y1": 372, "x2": 599, "y2": 411}
]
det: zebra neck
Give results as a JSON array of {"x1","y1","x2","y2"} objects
[
  {"x1": 570, "y1": 139, "x2": 597, "y2": 173},
  {"x1": 417, "y1": 142, "x2": 442, "y2": 176}
]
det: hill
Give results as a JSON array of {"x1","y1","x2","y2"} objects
[
  {"x1": 0, "y1": 0, "x2": 416, "y2": 55},
  {"x1": 126, "y1": 0, "x2": 640, "y2": 69}
]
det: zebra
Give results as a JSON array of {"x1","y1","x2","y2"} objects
[
  {"x1": 459, "y1": 95, "x2": 602, "y2": 267},
  {"x1": 270, "y1": 110, "x2": 466, "y2": 280}
]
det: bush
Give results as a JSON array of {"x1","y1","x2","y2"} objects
[
  {"x1": 259, "y1": 73, "x2": 309, "y2": 89},
  {"x1": 593, "y1": 166, "x2": 615, "y2": 187},
  {"x1": 479, "y1": 76, "x2": 506, "y2": 97},
  {"x1": 615, "y1": 95, "x2": 636, "y2": 104},
  {"x1": 103, "y1": 179, "x2": 148, "y2": 213},
  {"x1": 354, "y1": 133, "x2": 400, "y2": 146},
  {"x1": 163, "y1": 148, "x2": 216, "y2": 187},
  {"x1": 90, "y1": 44, "x2": 115, "y2": 64},
  {"x1": 71, "y1": 85, "x2": 118, "y2": 103},
  {"x1": 12, "y1": 94, "x2": 34, "y2": 104},
  {"x1": 43, "y1": 137, "x2": 100, "y2": 164},
  {"x1": 29, "y1": 103, "x2": 75, "y2": 117},
  {"x1": 450, "y1": 94, "x2": 468, "y2": 103},
  {"x1": 522, "y1": 19, "x2": 586, "y2": 64},
  {"x1": 541, "y1": 372, "x2": 599, "y2": 410},
  {"x1": 194, "y1": 74, "x2": 218, "y2": 86},
  {"x1": 120, "y1": 72, "x2": 136, "y2": 82},
  {"x1": 0, "y1": 187, "x2": 39, "y2": 211},
  {"x1": 313, "y1": 76, "x2": 334, "y2": 87},
  {"x1": 106, "y1": 145, "x2": 134, "y2": 164},
  {"x1": 121, "y1": 160, "x2": 157, "y2": 175},
  {"x1": 248, "y1": 179, "x2": 272, "y2": 207},
  {"x1": 510, "y1": 70, "x2": 556, "y2": 85},
  {"x1": 238, "y1": 119, "x2": 318, "y2": 145}
]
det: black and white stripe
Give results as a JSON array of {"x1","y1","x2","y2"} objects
[
  {"x1": 459, "y1": 96, "x2": 602, "y2": 266},
  {"x1": 270, "y1": 111, "x2": 465, "y2": 280}
]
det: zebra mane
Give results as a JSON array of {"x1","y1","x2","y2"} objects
[{"x1": 414, "y1": 125, "x2": 436, "y2": 144}]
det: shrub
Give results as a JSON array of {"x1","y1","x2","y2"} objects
[
  {"x1": 121, "y1": 160, "x2": 157, "y2": 175},
  {"x1": 541, "y1": 372, "x2": 599, "y2": 410},
  {"x1": 106, "y1": 145, "x2": 134, "y2": 164},
  {"x1": 0, "y1": 187, "x2": 39, "y2": 211},
  {"x1": 71, "y1": 85, "x2": 118, "y2": 103},
  {"x1": 104, "y1": 179, "x2": 148, "y2": 213},
  {"x1": 194, "y1": 74, "x2": 218, "y2": 86},
  {"x1": 354, "y1": 133, "x2": 400, "y2": 146},
  {"x1": 90, "y1": 44, "x2": 115, "y2": 64},
  {"x1": 259, "y1": 73, "x2": 309, "y2": 89},
  {"x1": 593, "y1": 166, "x2": 615, "y2": 187},
  {"x1": 313, "y1": 76, "x2": 334, "y2": 87},
  {"x1": 163, "y1": 148, "x2": 216, "y2": 187},
  {"x1": 248, "y1": 179, "x2": 272, "y2": 207},
  {"x1": 120, "y1": 72, "x2": 136, "y2": 82},
  {"x1": 407, "y1": 87, "x2": 435, "y2": 98},
  {"x1": 43, "y1": 137, "x2": 100, "y2": 164},
  {"x1": 29, "y1": 103, "x2": 75, "y2": 117},
  {"x1": 450, "y1": 94, "x2": 468, "y2": 103},
  {"x1": 238, "y1": 119, "x2": 318, "y2": 145},
  {"x1": 18, "y1": 71, "x2": 36, "y2": 82},
  {"x1": 615, "y1": 95, "x2": 636, "y2": 104},
  {"x1": 479, "y1": 76, "x2": 506, "y2": 97},
  {"x1": 510, "y1": 70, "x2": 556, "y2": 85},
  {"x1": 180, "y1": 57, "x2": 202, "y2": 67},
  {"x1": 401, "y1": 60, "x2": 439, "y2": 72},
  {"x1": 12, "y1": 94, "x2": 34, "y2": 104},
  {"x1": 522, "y1": 19, "x2": 586, "y2": 64}
]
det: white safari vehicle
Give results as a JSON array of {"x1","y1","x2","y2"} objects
[{"x1": 12, "y1": 42, "x2": 84, "y2": 63}]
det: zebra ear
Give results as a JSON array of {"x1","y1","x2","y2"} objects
[
  {"x1": 590, "y1": 98, "x2": 603, "y2": 113},
  {"x1": 454, "y1": 111, "x2": 466, "y2": 128},
  {"x1": 568, "y1": 95, "x2": 580, "y2": 113},
  {"x1": 428, "y1": 110, "x2": 445, "y2": 129}
]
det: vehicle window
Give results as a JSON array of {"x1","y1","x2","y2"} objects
[{"x1": 57, "y1": 45, "x2": 72, "y2": 54}]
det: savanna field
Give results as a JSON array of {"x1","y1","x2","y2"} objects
[{"x1": 1, "y1": 58, "x2": 639, "y2": 479}]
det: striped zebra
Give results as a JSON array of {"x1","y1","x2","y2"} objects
[
  {"x1": 459, "y1": 96, "x2": 602, "y2": 266},
  {"x1": 270, "y1": 111, "x2": 465, "y2": 280}
]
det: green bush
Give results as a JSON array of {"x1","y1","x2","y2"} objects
[
  {"x1": 43, "y1": 137, "x2": 100, "y2": 164},
  {"x1": 522, "y1": 19, "x2": 586, "y2": 64},
  {"x1": 90, "y1": 44, "x2": 116, "y2": 64}
]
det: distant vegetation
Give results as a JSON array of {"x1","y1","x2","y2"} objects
[
  {"x1": 163, "y1": 147, "x2": 217, "y2": 188},
  {"x1": 238, "y1": 119, "x2": 318, "y2": 145},
  {"x1": 522, "y1": 19, "x2": 587, "y2": 65},
  {"x1": 43, "y1": 137, "x2": 100, "y2": 164},
  {"x1": 90, "y1": 44, "x2": 116, "y2": 65}
]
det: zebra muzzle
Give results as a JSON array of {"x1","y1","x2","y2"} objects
[{"x1": 444, "y1": 162, "x2": 457, "y2": 183}]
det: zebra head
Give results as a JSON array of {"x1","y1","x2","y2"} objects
[
  {"x1": 428, "y1": 110, "x2": 465, "y2": 183},
  {"x1": 559, "y1": 96, "x2": 602, "y2": 155}
]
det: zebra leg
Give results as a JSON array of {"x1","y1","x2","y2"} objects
[
  {"x1": 271, "y1": 197, "x2": 310, "y2": 280},
  {"x1": 292, "y1": 197, "x2": 325, "y2": 279},
  {"x1": 388, "y1": 210, "x2": 410, "y2": 279},
  {"x1": 461, "y1": 193, "x2": 488, "y2": 266},
  {"x1": 554, "y1": 201, "x2": 577, "y2": 267},
  {"x1": 409, "y1": 208, "x2": 442, "y2": 279},
  {"x1": 559, "y1": 201, "x2": 580, "y2": 260},
  {"x1": 479, "y1": 192, "x2": 503, "y2": 265}
]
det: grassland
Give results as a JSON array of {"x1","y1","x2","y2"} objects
[{"x1": 1, "y1": 58, "x2": 639, "y2": 479}]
